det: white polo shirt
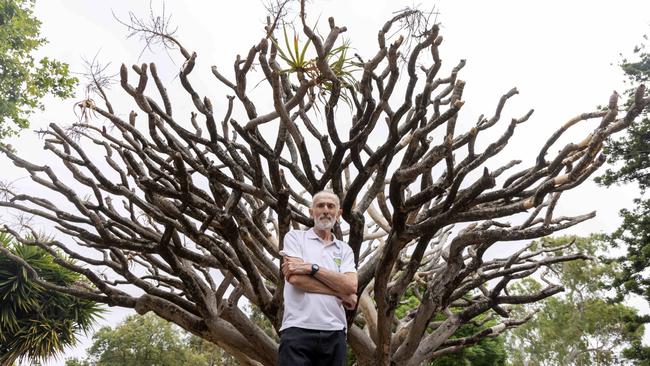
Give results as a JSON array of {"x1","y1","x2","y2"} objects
[{"x1": 280, "y1": 229, "x2": 357, "y2": 332}]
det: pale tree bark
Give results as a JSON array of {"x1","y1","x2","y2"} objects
[{"x1": 1, "y1": 2, "x2": 649, "y2": 365}]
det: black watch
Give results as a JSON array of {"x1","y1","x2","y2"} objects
[{"x1": 310, "y1": 263, "x2": 320, "y2": 276}]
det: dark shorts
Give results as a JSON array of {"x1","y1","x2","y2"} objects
[{"x1": 278, "y1": 327, "x2": 347, "y2": 366}]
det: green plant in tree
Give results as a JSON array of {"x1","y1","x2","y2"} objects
[
  {"x1": 272, "y1": 26, "x2": 313, "y2": 75},
  {"x1": 270, "y1": 24, "x2": 358, "y2": 107},
  {"x1": 0, "y1": 234, "x2": 103, "y2": 366},
  {"x1": 0, "y1": 0, "x2": 77, "y2": 138}
]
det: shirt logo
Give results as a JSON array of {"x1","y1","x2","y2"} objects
[{"x1": 333, "y1": 256, "x2": 342, "y2": 272}]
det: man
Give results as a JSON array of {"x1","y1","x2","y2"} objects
[{"x1": 279, "y1": 190, "x2": 358, "y2": 366}]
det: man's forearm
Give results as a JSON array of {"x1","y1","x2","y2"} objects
[
  {"x1": 287, "y1": 274, "x2": 340, "y2": 296},
  {"x1": 313, "y1": 267, "x2": 357, "y2": 296},
  {"x1": 282, "y1": 256, "x2": 356, "y2": 296}
]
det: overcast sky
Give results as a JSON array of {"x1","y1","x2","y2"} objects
[{"x1": 7, "y1": 0, "x2": 650, "y2": 364}]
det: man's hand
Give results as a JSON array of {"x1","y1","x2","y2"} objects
[
  {"x1": 339, "y1": 292, "x2": 358, "y2": 310},
  {"x1": 281, "y1": 256, "x2": 311, "y2": 278}
]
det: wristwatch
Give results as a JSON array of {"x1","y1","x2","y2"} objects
[{"x1": 310, "y1": 263, "x2": 320, "y2": 276}]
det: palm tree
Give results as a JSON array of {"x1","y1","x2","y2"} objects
[{"x1": 0, "y1": 234, "x2": 103, "y2": 366}]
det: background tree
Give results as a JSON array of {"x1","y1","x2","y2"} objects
[
  {"x1": 0, "y1": 2, "x2": 649, "y2": 365},
  {"x1": 0, "y1": 234, "x2": 102, "y2": 366},
  {"x1": 0, "y1": 2, "x2": 94, "y2": 364},
  {"x1": 65, "y1": 312, "x2": 236, "y2": 366},
  {"x1": 0, "y1": 0, "x2": 77, "y2": 138},
  {"x1": 597, "y1": 33, "x2": 650, "y2": 303},
  {"x1": 505, "y1": 236, "x2": 646, "y2": 366}
]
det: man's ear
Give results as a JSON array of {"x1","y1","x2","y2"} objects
[
  {"x1": 337, "y1": 208, "x2": 342, "y2": 219},
  {"x1": 309, "y1": 207, "x2": 314, "y2": 217}
]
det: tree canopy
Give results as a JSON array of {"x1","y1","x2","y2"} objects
[
  {"x1": 1, "y1": 2, "x2": 649, "y2": 365},
  {"x1": 0, "y1": 0, "x2": 77, "y2": 138}
]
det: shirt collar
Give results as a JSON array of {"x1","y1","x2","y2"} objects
[{"x1": 306, "y1": 227, "x2": 341, "y2": 248}]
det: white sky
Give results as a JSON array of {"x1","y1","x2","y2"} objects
[{"x1": 7, "y1": 0, "x2": 650, "y2": 364}]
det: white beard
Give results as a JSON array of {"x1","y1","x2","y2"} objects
[{"x1": 314, "y1": 216, "x2": 335, "y2": 230}]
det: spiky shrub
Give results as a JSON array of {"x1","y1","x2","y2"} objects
[{"x1": 0, "y1": 234, "x2": 103, "y2": 365}]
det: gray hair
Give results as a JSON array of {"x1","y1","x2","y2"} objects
[{"x1": 311, "y1": 190, "x2": 340, "y2": 208}]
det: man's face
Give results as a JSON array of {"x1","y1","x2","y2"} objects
[{"x1": 309, "y1": 194, "x2": 341, "y2": 231}]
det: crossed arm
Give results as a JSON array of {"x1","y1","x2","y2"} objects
[{"x1": 282, "y1": 256, "x2": 358, "y2": 309}]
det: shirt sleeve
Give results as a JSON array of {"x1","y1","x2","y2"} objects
[
  {"x1": 340, "y1": 245, "x2": 357, "y2": 273},
  {"x1": 281, "y1": 230, "x2": 303, "y2": 259}
]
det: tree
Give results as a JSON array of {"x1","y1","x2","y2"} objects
[
  {"x1": 505, "y1": 236, "x2": 646, "y2": 366},
  {"x1": 597, "y1": 33, "x2": 650, "y2": 303},
  {"x1": 0, "y1": 234, "x2": 103, "y2": 366},
  {"x1": 65, "y1": 312, "x2": 236, "y2": 366},
  {"x1": 0, "y1": 0, "x2": 77, "y2": 138},
  {"x1": 0, "y1": 2, "x2": 649, "y2": 365}
]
